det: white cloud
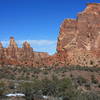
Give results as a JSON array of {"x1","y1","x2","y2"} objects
[
  {"x1": 17, "y1": 40, "x2": 56, "y2": 46},
  {"x1": 1, "y1": 40, "x2": 57, "y2": 54}
]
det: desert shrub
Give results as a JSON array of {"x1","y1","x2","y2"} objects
[
  {"x1": 85, "y1": 83, "x2": 91, "y2": 90},
  {"x1": 55, "y1": 78, "x2": 78, "y2": 99},
  {"x1": 8, "y1": 82, "x2": 15, "y2": 89},
  {"x1": 19, "y1": 78, "x2": 78, "y2": 100},
  {"x1": 40, "y1": 78, "x2": 57, "y2": 96},
  {"x1": 0, "y1": 81, "x2": 6, "y2": 96},
  {"x1": 75, "y1": 92, "x2": 100, "y2": 100},
  {"x1": 42, "y1": 71, "x2": 48, "y2": 75},
  {"x1": 76, "y1": 76, "x2": 87, "y2": 86},
  {"x1": 98, "y1": 84, "x2": 100, "y2": 88},
  {"x1": 18, "y1": 76, "x2": 100, "y2": 100},
  {"x1": 20, "y1": 82, "x2": 35, "y2": 100},
  {"x1": 91, "y1": 75, "x2": 98, "y2": 84},
  {"x1": 20, "y1": 79, "x2": 44, "y2": 100},
  {"x1": 32, "y1": 68, "x2": 41, "y2": 74}
]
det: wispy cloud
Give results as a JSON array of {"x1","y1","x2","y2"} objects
[
  {"x1": 1, "y1": 40, "x2": 57, "y2": 54},
  {"x1": 17, "y1": 40, "x2": 56, "y2": 46}
]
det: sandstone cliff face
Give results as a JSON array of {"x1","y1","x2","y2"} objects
[
  {"x1": 57, "y1": 3, "x2": 100, "y2": 52},
  {"x1": 57, "y1": 3, "x2": 100, "y2": 67}
]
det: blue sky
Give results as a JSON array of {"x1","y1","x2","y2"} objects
[{"x1": 0, "y1": 0, "x2": 99, "y2": 54}]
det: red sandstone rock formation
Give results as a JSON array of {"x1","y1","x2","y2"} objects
[
  {"x1": 0, "y1": 3, "x2": 100, "y2": 67},
  {"x1": 57, "y1": 3, "x2": 100, "y2": 67},
  {"x1": 0, "y1": 37, "x2": 49, "y2": 67}
]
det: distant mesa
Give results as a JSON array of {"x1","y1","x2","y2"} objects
[{"x1": 0, "y1": 3, "x2": 100, "y2": 67}]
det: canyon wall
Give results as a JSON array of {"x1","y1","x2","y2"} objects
[{"x1": 56, "y1": 3, "x2": 100, "y2": 67}]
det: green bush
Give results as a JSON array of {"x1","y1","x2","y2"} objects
[
  {"x1": 0, "y1": 81, "x2": 6, "y2": 96},
  {"x1": 91, "y1": 75, "x2": 98, "y2": 84},
  {"x1": 76, "y1": 76, "x2": 87, "y2": 86}
]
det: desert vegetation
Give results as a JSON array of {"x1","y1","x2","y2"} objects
[{"x1": 0, "y1": 65, "x2": 100, "y2": 100}]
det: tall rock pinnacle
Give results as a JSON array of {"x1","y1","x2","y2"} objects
[
  {"x1": 8, "y1": 37, "x2": 18, "y2": 48},
  {"x1": 0, "y1": 42, "x2": 3, "y2": 49},
  {"x1": 23, "y1": 41, "x2": 31, "y2": 49},
  {"x1": 22, "y1": 41, "x2": 33, "y2": 58}
]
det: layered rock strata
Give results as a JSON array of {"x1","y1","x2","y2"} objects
[{"x1": 56, "y1": 3, "x2": 100, "y2": 67}]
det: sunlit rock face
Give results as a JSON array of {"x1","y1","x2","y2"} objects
[
  {"x1": 6, "y1": 37, "x2": 18, "y2": 59},
  {"x1": 57, "y1": 3, "x2": 100, "y2": 52},
  {"x1": 8, "y1": 37, "x2": 18, "y2": 48},
  {"x1": 0, "y1": 37, "x2": 49, "y2": 67},
  {"x1": 57, "y1": 3, "x2": 100, "y2": 67}
]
